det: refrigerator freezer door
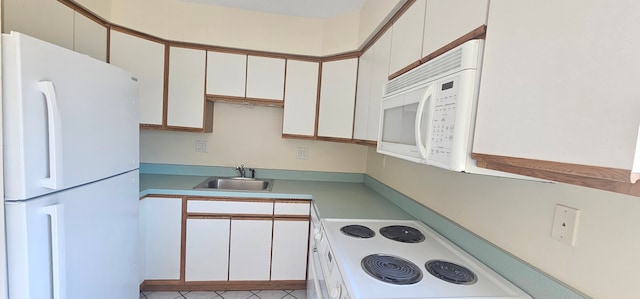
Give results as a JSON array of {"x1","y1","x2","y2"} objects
[
  {"x1": 2, "y1": 32, "x2": 139, "y2": 201},
  {"x1": 5, "y1": 170, "x2": 139, "y2": 299}
]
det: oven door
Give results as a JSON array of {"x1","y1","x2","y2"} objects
[
  {"x1": 307, "y1": 247, "x2": 329, "y2": 299},
  {"x1": 307, "y1": 216, "x2": 329, "y2": 299},
  {"x1": 377, "y1": 83, "x2": 435, "y2": 164}
]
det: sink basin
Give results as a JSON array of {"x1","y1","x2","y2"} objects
[{"x1": 193, "y1": 177, "x2": 274, "y2": 192}]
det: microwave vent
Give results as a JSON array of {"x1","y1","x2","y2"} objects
[{"x1": 384, "y1": 47, "x2": 463, "y2": 96}]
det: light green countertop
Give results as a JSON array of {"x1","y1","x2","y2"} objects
[{"x1": 140, "y1": 174, "x2": 413, "y2": 220}]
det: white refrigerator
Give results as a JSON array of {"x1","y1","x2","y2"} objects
[{"x1": 2, "y1": 32, "x2": 140, "y2": 298}]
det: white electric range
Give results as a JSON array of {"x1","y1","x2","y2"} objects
[{"x1": 313, "y1": 218, "x2": 532, "y2": 299}]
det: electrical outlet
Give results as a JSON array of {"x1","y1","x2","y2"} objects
[
  {"x1": 296, "y1": 147, "x2": 309, "y2": 160},
  {"x1": 551, "y1": 204, "x2": 580, "y2": 246},
  {"x1": 195, "y1": 140, "x2": 208, "y2": 153}
]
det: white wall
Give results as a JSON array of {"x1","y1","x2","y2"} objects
[
  {"x1": 74, "y1": 0, "x2": 112, "y2": 19},
  {"x1": 357, "y1": 0, "x2": 403, "y2": 46},
  {"x1": 141, "y1": 103, "x2": 368, "y2": 173},
  {"x1": 2, "y1": 0, "x2": 74, "y2": 48},
  {"x1": 108, "y1": 0, "x2": 400, "y2": 56},
  {"x1": 365, "y1": 147, "x2": 640, "y2": 299}
]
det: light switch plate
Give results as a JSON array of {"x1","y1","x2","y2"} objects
[{"x1": 551, "y1": 204, "x2": 580, "y2": 246}]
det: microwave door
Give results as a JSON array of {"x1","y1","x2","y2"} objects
[{"x1": 415, "y1": 84, "x2": 435, "y2": 162}]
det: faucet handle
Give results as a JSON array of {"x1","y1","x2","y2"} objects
[{"x1": 248, "y1": 168, "x2": 256, "y2": 178}]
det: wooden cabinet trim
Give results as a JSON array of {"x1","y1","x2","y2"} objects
[
  {"x1": 472, "y1": 153, "x2": 640, "y2": 197},
  {"x1": 274, "y1": 216, "x2": 310, "y2": 221},
  {"x1": 388, "y1": 25, "x2": 487, "y2": 81},
  {"x1": 274, "y1": 199, "x2": 310, "y2": 204},
  {"x1": 282, "y1": 133, "x2": 316, "y2": 140},
  {"x1": 140, "y1": 194, "x2": 184, "y2": 200},
  {"x1": 206, "y1": 95, "x2": 284, "y2": 108},
  {"x1": 186, "y1": 197, "x2": 276, "y2": 203}
]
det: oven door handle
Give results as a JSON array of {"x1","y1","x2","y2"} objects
[{"x1": 311, "y1": 248, "x2": 329, "y2": 299}]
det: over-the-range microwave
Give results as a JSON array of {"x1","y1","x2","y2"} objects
[{"x1": 377, "y1": 40, "x2": 538, "y2": 180}]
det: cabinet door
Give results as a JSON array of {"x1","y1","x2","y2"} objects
[
  {"x1": 206, "y1": 51, "x2": 247, "y2": 97},
  {"x1": 246, "y1": 56, "x2": 286, "y2": 101},
  {"x1": 185, "y1": 218, "x2": 231, "y2": 281},
  {"x1": 388, "y1": 0, "x2": 426, "y2": 76},
  {"x1": 353, "y1": 48, "x2": 374, "y2": 140},
  {"x1": 109, "y1": 30, "x2": 166, "y2": 126},
  {"x1": 140, "y1": 197, "x2": 182, "y2": 280},
  {"x1": 283, "y1": 60, "x2": 320, "y2": 136},
  {"x1": 271, "y1": 219, "x2": 310, "y2": 280},
  {"x1": 474, "y1": 0, "x2": 640, "y2": 169},
  {"x1": 353, "y1": 30, "x2": 392, "y2": 141},
  {"x1": 73, "y1": 12, "x2": 107, "y2": 62},
  {"x1": 317, "y1": 58, "x2": 359, "y2": 139},
  {"x1": 167, "y1": 46, "x2": 207, "y2": 129},
  {"x1": 228, "y1": 219, "x2": 273, "y2": 281},
  {"x1": 421, "y1": 0, "x2": 489, "y2": 57}
]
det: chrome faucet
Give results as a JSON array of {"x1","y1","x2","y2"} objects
[
  {"x1": 236, "y1": 164, "x2": 256, "y2": 178},
  {"x1": 235, "y1": 164, "x2": 246, "y2": 178}
]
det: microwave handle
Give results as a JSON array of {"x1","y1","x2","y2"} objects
[{"x1": 415, "y1": 84, "x2": 435, "y2": 161}]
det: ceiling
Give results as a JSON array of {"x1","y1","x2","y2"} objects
[{"x1": 178, "y1": 0, "x2": 367, "y2": 19}]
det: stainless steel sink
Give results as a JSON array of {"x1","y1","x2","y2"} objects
[{"x1": 193, "y1": 176, "x2": 274, "y2": 192}]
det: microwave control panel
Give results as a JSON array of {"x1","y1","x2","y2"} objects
[{"x1": 429, "y1": 76, "x2": 459, "y2": 164}]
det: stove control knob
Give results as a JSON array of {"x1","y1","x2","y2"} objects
[
  {"x1": 314, "y1": 229, "x2": 322, "y2": 241},
  {"x1": 329, "y1": 285, "x2": 341, "y2": 299}
]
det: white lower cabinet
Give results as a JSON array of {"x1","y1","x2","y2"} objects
[
  {"x1": 229, "y1": 218, "x2": 273, "y2": 281},
  {"x1": 142, "y1": 197, "x2": 309, "y2": 290},
  {"x1": 271, "y1": 219, "x2": 310, "y2": 280},
  {"x1": 185, "y1": 218, "x2": 231, "y2": 281},
  {"x1": 141, "y1": 197, "x2": 182, "y2": 280}
]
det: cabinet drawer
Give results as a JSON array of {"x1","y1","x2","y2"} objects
[
  {"x1": 187, "y1": 199, "x2": 273, "y2": 215},
  {"x1": 274, "y1": 201, "x2": 310, "y2": 216}
]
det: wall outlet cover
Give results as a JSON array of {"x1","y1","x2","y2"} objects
[
  {"x1": 296, "y1": 147, "x2": 309, "y2": 160},
  {"x1": 551, "y1": 204, "x2": 580, "y2": 246}
]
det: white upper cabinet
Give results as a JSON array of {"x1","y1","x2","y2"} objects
[
  {"x1": 353, "y1": 30, "x2": 392, "y2": 141},
  {"x1": 206, "y1": 53, "x2": 286, "y2": 103},
  {"x1": 246, "y1": 56, "x2": 286, "y2": 101},
  {"x1": 206, "y1": 51, "x2": 247, "y2": 97},
  {"x1": 109, "y1": 30, "x2": 166, "y2": 126},
  {"x1": 388, "y1": 0, "x2": 426, "y2": 76},
  {"x1": 167, "y1": 46, "x2": 207, "y2": 129},
  {"x1": 73, "y1": 12, "x2": 107, "y2": 62},
  {"x1": 282, "y1": 60, "x2": 320, "y2": 137},
  {"x1": 317, "y1": 58, "x2": 359, "y2": 139},
  {"x1": 474, "y1": 0, "x2": 640, "y2": 170},
  {"x1": 421, "y1": 0, "x2": 489, "y2": 57}
]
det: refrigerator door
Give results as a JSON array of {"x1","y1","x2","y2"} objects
[
  {"x1": 5, "y1": 170, "x2": 139, "y2": 299},
  {"x1": 2, "y1": 32, "x2": 139, "y2": 201}
]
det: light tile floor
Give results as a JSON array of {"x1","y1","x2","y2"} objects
[{"x1": 140, "y1": 290, "x2": 306, "y2": 299}]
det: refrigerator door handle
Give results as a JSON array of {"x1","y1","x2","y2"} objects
[
  {"x1": 38, "y1": 81, "x2": 64, "y2": 190},
  {"x1": 41, "y1": 203, "x2": 67, "y2": 299}
]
